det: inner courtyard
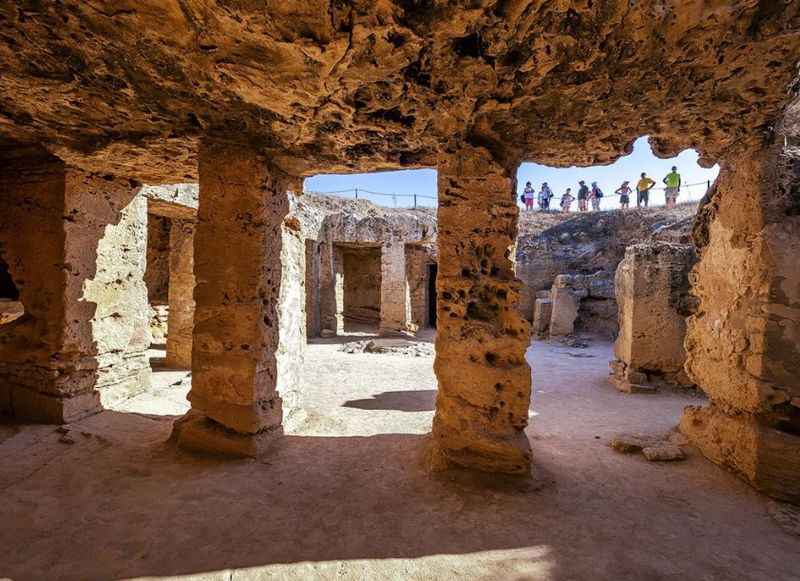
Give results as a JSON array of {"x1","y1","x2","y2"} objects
[{"x1": 1, "y1": 2, "x2": 799, "y2": 579}]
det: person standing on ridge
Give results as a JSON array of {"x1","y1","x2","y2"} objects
[
  {"x1": 560, "y1": 187, "x2": 575, "y2": 212},
  {"x1": 522, "y1": 181, "x2": 535, "y2": 211},
  {"x1": 615, "y1": 180, "x2": 632, "y2": 210},
  {"x1": 540, "y1": 182, "x2": 553, "y2": 211},
  {"x1": 577, "y1": 180, "x2": 589, "y2": 212},
  {"x1": 663, "y1": 166, "x2": 681, "y2": 209},
  {"x1": 636, "y1": 172, "x2": 655, "y2": 208},
  {"x1": 590, "y1": 182, "x2": 603, "y2": 211}
]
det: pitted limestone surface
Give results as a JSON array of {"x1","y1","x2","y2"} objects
[{"x1": 1, "y1": 3, "x2": 799, "y2": 180}]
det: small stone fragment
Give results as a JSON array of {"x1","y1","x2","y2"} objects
[
  {"x1": 610, "y1": 434, "x2": 657, "y2": 453},
  {"x1": 58, "y1": 435, "x2": 76, "y2": 445},
  {"x1": 642, "y1": 445, "x2": 686, "y2": 462}
]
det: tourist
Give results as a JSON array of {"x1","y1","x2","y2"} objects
[
  {"x1": 590, "y1": 182, "x2": 603, "y2": 211},
  {"x1": 522, "y1": 181, "x2": 535, "y2": 211},
  {"x1": 615, "y1": 180, "x2": 632, "y2": 209},
  {"x1": 540, "y1": 182, "x2": 553, "y2": 211},
  {"x1": 577, "y1": 180, "x2": 589, "y2": 212},
  {"x1": 663, "y1": 166, "x2": 681, "y2": 209},
  {"x1": 560, "y1": 188, "x2": 574, "y2": 212},
  {"x1": 636, "y1": 172, "x2": 655, "y2": 208}
]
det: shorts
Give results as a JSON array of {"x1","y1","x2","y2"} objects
[
  {"x1": 665, "y1": 187, "x2": 679, "y2": 201},
  {"x1": 620, "y1": 194, "x2": 629, "y2": 204}
]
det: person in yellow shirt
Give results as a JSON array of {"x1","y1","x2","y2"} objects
[{"x1": 636, "y1": 172, "x2": 655, "y2": 208}]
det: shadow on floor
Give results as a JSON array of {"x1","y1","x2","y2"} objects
[
  {"x1": 343, "y1": 389, "x2": 437, "y2": 412},
  {"x1": 1, "y1": 409, "x2": 796, "y2": 581}
]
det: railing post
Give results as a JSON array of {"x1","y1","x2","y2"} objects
[
  {"x1": 354, "y1": 187, "x2": 359, "y2": 199},
  {"x1": 413, "y1": 194, "x2": 417, "y2": 208}
]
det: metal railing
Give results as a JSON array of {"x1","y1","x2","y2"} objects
[
  {"x1": 304, "y1": 187, "x2": 437, "y2": 208},
  {"x1": 306, "y1": 180, "x2": 713, "y2": 210}
]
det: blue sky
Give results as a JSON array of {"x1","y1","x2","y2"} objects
[{"x1": 304, "y1": 136, "x2": 719, "y2": 211}]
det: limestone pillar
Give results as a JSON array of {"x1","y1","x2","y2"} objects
[
  {"x1": 680, "y1": 145, "x2": 800, "y2": 503},
  {"x1": 610, "y1": 242, "x2": 696, "y2": 393},
  {"x1": 305, "y1": 240, "x2": 321, "y2": 338},
  {"x1": 319, "y1": 241, "x2": 344, "y2": 336},
  {"x1": 379, "y1": 241, "x2": 411, "y2": 335},
  {"x1": 430, "y1": 144, "x2": 532, "y2": 474},
  {"x1": 165, "y1": 219, "x2": 196, "y2": 368},
  {"x1": 174, "y1": 142, "x2": 297, "y2": 457},
  {"x1": 0, "y1": 153, "x2": 150, "y2": 422}
]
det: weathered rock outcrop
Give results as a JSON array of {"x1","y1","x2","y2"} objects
[
  {"x1": 0, "y1": 3, "x2": 798, "y2": 181},
  {"x1": 516, "y1": 205, "x2": 698, "y2": 318},
  {"x1": 680, "y1": 140, "x2": 800, "y2": 503}
]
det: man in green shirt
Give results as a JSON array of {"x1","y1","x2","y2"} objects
[{"x1": 663, "y1": 166, "x2": 681, "y2": 209}]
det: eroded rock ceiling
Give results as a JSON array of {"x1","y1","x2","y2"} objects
[{"x1": 0, "y1": 1, "x2": 799, "y2": 182}]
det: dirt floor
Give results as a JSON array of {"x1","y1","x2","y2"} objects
[{"x1": 1, "y1": 333, "x2": 799, "y2": 581}]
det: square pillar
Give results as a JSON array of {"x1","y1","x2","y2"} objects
[
  {"x1": 305, "y1": 239, "x2": 321, "y2": 338},
  {"x1": 173, "y1": 142, "x2": 299, "y2": 458},
  {"x1": 165, "y1": 219, "x2": 196, "y2": 368},
  {"x1": 319, "y1": 241, "x2": 344, "y2": 336},
  {"x1": 610, "y1": 242, "x2": 696, "y2": 393},
  {"x1": 0, "y1": 154, "x2": 150, "y2": 422},
  {"x1": 680, "y1": 145, "x2": 800, "y2": 503},
  {"x1": 379, "y1": 241, "x2": 411, "y2": 336},
  {"x1": 430, "y1": 143, "x2": 532, "y2": 474}
]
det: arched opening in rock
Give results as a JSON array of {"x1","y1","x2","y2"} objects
[
  {"x1": 518, "y1": 138, "x2": 719, "y2": 398},
  {"x1": 0, "y1": 256, "x2": 23, "y2": 325}
]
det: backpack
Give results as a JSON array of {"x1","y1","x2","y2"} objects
[
  {"x1": 595, "y1": 188, "x2": 603, "y2": 198},
  {"x1": 520, "y1": 194, "x2": 525, "y2": 203}
]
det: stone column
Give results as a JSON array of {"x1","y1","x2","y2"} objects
[
  {"x1": 430, "y1": 143, "x2": 532, "y2": 474},
  {"x1": 680, "y1": 144, "x2": 800, "y2": 503},
  {"x1": 0, "y1": 153, "x2": 150, "y2": 422},
  {"x1": 305, "y1": 240, "x2": 321, "y2": 338},
  {"x1": 379, "y1": 241, "x2": 411, "y2": 335},
  {"x1": 174, "y1": 142, "x2": 296, "y2": 457},
  {"x1": 610, "y1": 242, "x2": 696, "y2": 393},
  {"x1": 165, "y1": 219, "x2": 196, "y2": 368},
  {"x1": 319, "y1": 241, "x2": 344, "y2": 336}
]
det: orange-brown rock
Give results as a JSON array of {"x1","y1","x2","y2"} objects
[
  {"x1": 430, "y1": 143, "x2": 532, "y2": 474},
  {"x1": 1, "y1": 3, "x2": 799, "y2": 180},
  {"x1": 681, "y1": 136, "x2": 800, "y2": 502}
]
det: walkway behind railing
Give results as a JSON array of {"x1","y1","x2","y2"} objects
[{"x1": 305, "y1": 180, "x2": 712, "y2": 211}]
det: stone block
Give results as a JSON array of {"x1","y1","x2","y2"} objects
[
  {"x1": 642, "y1": 444, "x2": 686, "y2": 462},
  {"x1": 532, "y1": 298, "x2": 552, "y2": 337},
  {"x1": 1, "y1": 385, "x2": 101, "y2": 424},
  {"x1": 611, "y1": 242, "x2": 696, "y2": 393}
]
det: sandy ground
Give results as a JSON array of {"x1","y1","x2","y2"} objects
[{"x1": 1, "y1": 334, "x2": 799, "y2": 581}]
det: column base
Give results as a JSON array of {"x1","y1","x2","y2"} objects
[
  {"x1": 172, "y1": 410, "x2": 283, "y2": 458},
  {"x1": 609, "y1": 360, "x2": 692, "y2": 394},
  {"x1": 680, "y1": 404, "x2": 800, "y2": 504},
  {"x1": 165, "y1": 347, "x2": 192, "y2": 369},
  {"x1": 427, "y1": 427, "x2": 532, "y2": 475},
  {"x1": 0, "y1": 385, "x2": 101, "y2": 424}
]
